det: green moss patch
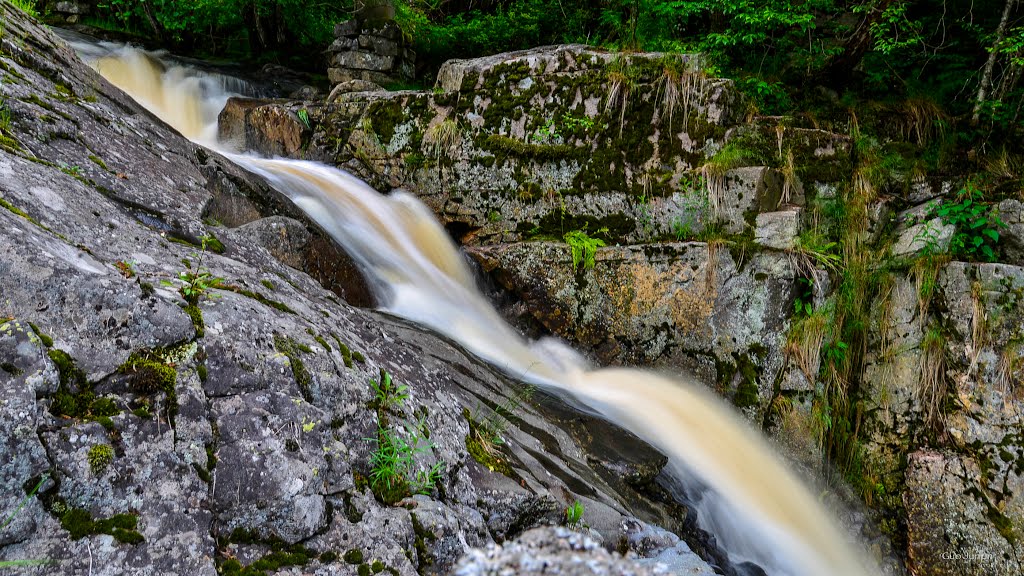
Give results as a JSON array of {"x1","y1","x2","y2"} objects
[
  {"x1": 226, "y1": 285, "x2": 296, "y2": 314},
  {"x1": 117, "y1": 349, "x2": 179, "y2": 422},
  {"x1": 343, "y1": 549, "x2": 363, "y2": 564},
  {"x1": 463, "y1": 408, "x2": 514, "y2": 477},
  {"x1": 27, "y1": 322, "x2": 53, "y2": 347},
  {"x1": 274, "y1": 335, "x2": 313, "y2": 401},
  {"x1": 184, "y1": 304, "x2": 205, "y2": 338},
  {"x1": 410, "y1": 513, "x2": 436, "y2": 572},
  {"x1": 479, "y1": 134, "x2": 579, "y2": 161},
  {"x1": 48, "y1": 349, "x2": 98, "y2": 419},
  {"x1": 119, "y1": 352, "x2": 176, "y2": 395},
  {"x1": 218, "y1": 528, "x2": 316, "y2": 576},
  {"x1": 87, "y1": 444, "x2": 114, "y2": 475},
  {"x1": 60, "y1": 508, "x2": 144, "y2": 544}
]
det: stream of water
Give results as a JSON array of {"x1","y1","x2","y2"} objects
[{"x1": 67, "y1": 37, "x2": 878, "y2": 576}]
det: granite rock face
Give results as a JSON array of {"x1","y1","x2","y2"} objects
[
  {"x1": 469, "y1": 242, "x2": 796, "y2": 414},
  {"x1": 0, "y1": 6, "x2": 718, "y2": 576}
]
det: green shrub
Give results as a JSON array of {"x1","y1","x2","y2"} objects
[{"x1": 933, "y1": 182, "x2": 1005, "y2": 262}]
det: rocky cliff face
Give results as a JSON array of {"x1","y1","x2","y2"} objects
[
  {"x1": 221, "y1": 37, "x2": 1024, "y2": 576},
  {"x1": 0, "y1": 6, "x2": 724, "y2": 575}
]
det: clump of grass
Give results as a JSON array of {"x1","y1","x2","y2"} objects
[
  {"x1": 469, "y1": 385, "x2": 535, "y2": 459},
  {"x1": 786, "y1": 309, "x2": 828, "y2": 384},
  {"x1": 699, "y1": 142, "x2": 751, "y2": 221},
  {"x1": 654, "y1": 55, "x2": 706, "y2": 132},
  {"x1": 423, "y1": 118, "x2": 461, "y2": 158},
  {"x1": 365, "y1": 422, "x2": 443, "y2": 505},
  {"x1": 919, "y1": 325, "x2": 947, "y2": 433},
  {"x1": 564, "y1": 500, "x2": 585, "y2": 529},
  {"x1": 779, "y1": 149, "x2": 797, "y2": 206},
  {"x1": 912, "y1": 255, "x2": 946, "y2": 326},
  {"x1": 604, "y1": 56, "x2": 639, "y2": 136},
  {"x1": 0, "y1": 474, "x2": 49, "y2": 568},
  {"x1": 896, "y1": 97, "x2": 948, "y2": 145}
]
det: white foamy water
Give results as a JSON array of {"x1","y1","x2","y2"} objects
[{"x1": 70, "y1": 37, "x2": 878, "y2": 576}]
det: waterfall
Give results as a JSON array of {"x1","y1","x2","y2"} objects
[{"x1": 68, "y1": 37, "x2": 878, "y2": 576}]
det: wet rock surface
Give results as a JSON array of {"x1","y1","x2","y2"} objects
[{"x1": 0, "y1": 6, "x2": 717, "y2": 576}]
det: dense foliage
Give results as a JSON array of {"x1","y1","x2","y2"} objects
[
  {"x1": 394, "y1": 0, "x2": 1023, "y2": 136},
  {"x1": 48, "y1": 0, "x2": 1024, "y2": 136},
  {"x1": 48, "y1": 0, "x2": 357, "y2": 63}
]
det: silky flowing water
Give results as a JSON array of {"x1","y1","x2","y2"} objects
[{"x1": 69, "y1": 37, "x2": 878, "y2": 576}]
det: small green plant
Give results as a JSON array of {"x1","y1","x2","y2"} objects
[
  {"x1": 910, "y1": 218, "x2": 944, "y2": 257},
  {"x1": 365, "y1": 422, "x2": 443, "y2": 505},
  {"x1": 564, "y1": 229, "x2": 606, "y2": 270},
  {"x1": 671, "y1": 217, "x2": 692, "y2": 240},
  {"x1": 297, "y1": 109, "x2": 311, "y2": 130},
  {"x1": 793, "y1": 277, "x2": 815, "y2": 316},
  {"x1": 823, "y1": 340, "x2": 849, "y2": 366},
  {"x1": 486, "y1": 210, "x2": 501, "y2": 223},
  {"x1": 794, "y1": 228, "x2": 841, "y2": 271},
  {"x1": 531, "y1": 119, "x2": 561, "y2": 143},
  {"x1": 10, "y1": 0, "x2": 37, "y2": 17},
  {"x1": 636, "y1": 193, "x2": 654, "y2": 234},
  {"x1": 933, "y1": 182, "x2": 1005, "y2": 262},
  {"x1": 87, "y1": 444, "x2": 114, "y2": 475},
  {"x1": 470, "y1": 384, "x2": 535, "y2": 457},
  {"x1": 114, "y1": 260, "x2": 136, "y2": 278},
  {"x1": 564, "y1": 500, "x2": 585, "y2": 529},
  {"x1": 162, "y1": 236, "x2": 224, "y2": 305},
  {"x1": 561, "y1": 113, "x2": 595, "y2": 133},
  {"x1": 370, "y1": 369, "x2": 409, "y2": 412}
]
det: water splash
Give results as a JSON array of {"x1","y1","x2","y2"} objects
[{"x1": 71, "y1": 38, "x2": 878, "y2": 576}]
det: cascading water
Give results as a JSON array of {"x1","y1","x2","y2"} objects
[{"x1": 69, "y1": 37, "x2": 879, "y2": 576}]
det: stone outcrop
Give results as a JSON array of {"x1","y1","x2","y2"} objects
[
  {"x1": 43, "y1": 0, "x2": 93, "y2": 24},
  {"x1": 452, "y1": 526, "x2": 714, "y2": 576},
  {"x1": 469, "y1": 242, "x2": 795, "y2": 414},
  {"x1": 327, "y1": 17, "x2": 415, "y2": 87},
  {"x1": 221, "y1": 45, "x2": 766, "y2": 245},
  {"x1": 0, "y1": 6, "x2": 721, "y2": 576},
  {"x1": 6, "y1": 2, "x2": 1023, "y2": 573}
]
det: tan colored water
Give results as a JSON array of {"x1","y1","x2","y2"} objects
[{"x1": 72, "y1": 39, "x2": 878, "y2": 576}]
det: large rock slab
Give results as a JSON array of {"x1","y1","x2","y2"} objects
[
  {"x1": 905, "y1": 451, "x2": 1022, "y2": 576},
  {"x1": 220, "y1": 45, "x2": 778, "y2": 246},
  {"x1": 469, "y1": 241, "x2": 797, "y2": 415},
  {"x1": 0, "y1": 6, "x2": 718, "y2": 576}
]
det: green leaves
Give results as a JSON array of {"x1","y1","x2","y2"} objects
[
  {"x1": 564, "y1": 500, "x2": 585, "y2": 529},
  {"x1": 365, "y1": 422, "x2": 443, "y2": 504},
  {"x1": 564, "y1": 229, "x2": 607, "y2": 270},
  {"x1": 933, "y1": 182, "x2": 1006, "y2": 263},
  {"x1": 370, "y1": 370, "x2": 409, "y2": 412}
]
